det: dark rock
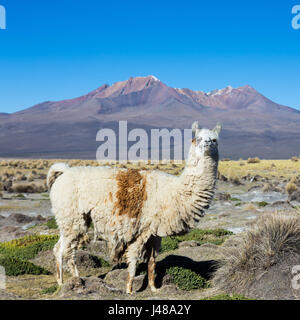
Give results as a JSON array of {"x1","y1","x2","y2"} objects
[
  {"x1": 289, "y1": 190, "x2": 300, "y2": 202},
  {"x1": 75, "y1": 250, "x2": 103, "y2": 269},
  {"x1": 3, "y1": 180, "x2": 12, "y2": 191},
  {"x1": 36, "y1": 215, "x2": 47, "y2": 222},
  {"x1": 215, "y1": 192, "x2": 231, "y2": 201},
  {"x1": 7, "y1": 213, "x2": 35, "y2": 224}
]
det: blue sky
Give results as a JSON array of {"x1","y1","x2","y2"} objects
[{"x1": 0, "y1": 0, "x2": 299, "y2": 113}]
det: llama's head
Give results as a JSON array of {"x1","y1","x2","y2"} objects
[{"x1": 191, "y1": 122, "x2": 221, "y2": 159}]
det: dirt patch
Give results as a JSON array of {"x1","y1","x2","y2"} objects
[{"x1": 115, "y1": 169, "x2": 147, "y2": 218}]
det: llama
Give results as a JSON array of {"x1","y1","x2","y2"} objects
[{"x1": 48, "y1": 122, "x2": 221, "y2": 294}]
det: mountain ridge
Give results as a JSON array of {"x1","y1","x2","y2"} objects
[{"x1": 0, "y1": 75, "x2": 299, "y2": 159}]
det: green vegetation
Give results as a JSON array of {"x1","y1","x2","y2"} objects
[
  {"x1": 235, "y1": 202, "x2": 241, "y2": 206},
  {"x1": 13, "y1": 193, "x2": 26, "y2": 199},
  {"x1": 46, "y1": 217, "x2": 58, "y2": 229},
  {"x1": 95, "y1": 256, "x2": 110, "y2": 267},
  {"x1": 257, "y1": 201, "x2": 269, "y2": 207},
  {"x1": 230, "y1": 197, "x2": 241, "y2": 202},
  {"x1": 41, "y1": 285, "x2": 58, "y2": 295},
  {"x1": 160, "y1": 228, "x2": 233, "y2": 252},
  {"x1": 0, "y1": 235, "x2": 59, "y2": 261},
  {"x1": 203, "y1": 293, "x2": 251, "y2": 300},
  {"x1": 0, "y1": 235, "x2": 59, "y2": 276},
  {"x1": 0, "y1": 256, "x2": 50, "y2": 276},
  {"x1": 166, "y1": 266, "x2": 208, "y2": 290},
  {"x1": 41, "y1": 193, "x2": 49, "y2": 198}
]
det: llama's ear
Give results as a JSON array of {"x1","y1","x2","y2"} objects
[
  {"x1": 192, "y1": 121, "x2": 199, "y2": 133},
  {"x1": 213, "y1": 123, "x2": 222, "y2": 135}
]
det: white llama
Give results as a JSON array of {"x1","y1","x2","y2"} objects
[{"x1": 48, "y1": 122, "x2": 221, "y2": 294}]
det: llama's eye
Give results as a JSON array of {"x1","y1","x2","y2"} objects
[{"x1": 212, "y1": 139, "x2": 217, "y2": 143}]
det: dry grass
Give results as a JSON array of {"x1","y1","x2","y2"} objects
[
  {"x1": 219, "y1": 159, "x2": 300, "y2": 180},
  {"x1": 212, "y1": 213, "x2": 300, "y2": 292},
  {"x1": 0, "y1": 158, "x2": 299, "y2": 189},
  {"x1": 247, "y1": 157, "x2": 260, "y2": 164},
  {"x1": 285, "y1": 182, "x2": 298, "y2": 195},
  {"x1": 291, "y1": 156, "x2": 299, "y2": 162},
  {"x1": 11, "y1": 182, "x2": 47, "y2": 194}
]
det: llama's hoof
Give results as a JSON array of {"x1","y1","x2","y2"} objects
[{"x1": 150, "y1": 287, "x2": 158, "y2": 293}]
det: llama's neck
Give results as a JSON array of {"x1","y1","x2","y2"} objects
[{"x1": 156, "y1": 150, "x2": 218, "y2": 237}]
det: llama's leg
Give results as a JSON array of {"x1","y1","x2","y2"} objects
[
  {"x1": 148, "y1": 248, "x2": 157, "y2": 292},
  {"x1": 126, "y1": 257, "x2": 137, "y2": 294},
  {"x1": 53, "y1": 236, "x2": 64, "y2": 285},
  {"x1": 64, "y1": 237, "x2": 80, "y2": 278}
]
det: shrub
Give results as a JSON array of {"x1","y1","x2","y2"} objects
[
  {"x1": 230, "y1": 197, "x2": 241, "y2": 202},
  {"x1": 41, "y1": 285, "x2": 58, "y2": 295},
  {"x1": 291, "y1": 156, "x2": 298, "y2": 162},
  {"x1": 167, "y1": 266, "x2": 207, "y2": 290},
  {"x1": 160, "y1": 229, "x2": 233, "y2": 252},
  {"x1": 160, "y1": 237, "x2": 179, "y2": 252},
  {"x1": 247, "y1": 157, "x2": 260, "y2": 164},
  {"x1": 46, "y1": 217, "x2": 58, "y2": 229},
  {"x1": 0, "y1": 235, "x2": 59, "y2": 260},
  {"x1": 257, "y1": 201, "x2": 268, "y2": 207},
  {"x1": 285, "y1": 182, "x2": 298, "y2": 195},
  {"x1": 212, "y1": 213, "x2": 300, "y2": 292},
  {"x1": 0, "y1": 255, "x2": 50, "y2": 276},
  {"x1": 11, "y1": 182, "x2": 47, "y2": 194}
]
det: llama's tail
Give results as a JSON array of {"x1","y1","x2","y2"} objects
[{"x1": 47, "y1": 163, "x2": 70, "y2": 190}]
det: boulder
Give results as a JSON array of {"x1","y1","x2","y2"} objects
[{"x1": 104, "y1": 268, "x2": 145, "y2": 292}]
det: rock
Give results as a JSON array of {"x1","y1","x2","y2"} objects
[
  {"x1": 7, "y1": 213, "x2": 35, "y2": 224},
  {"x1": 29, "y1": 250, "x2": 56, "y2": 274},
  {"x1": 3, "y1": 180, "x2": 12, "y2": 191},
  {"x1": 160, "y1": 284, "x2": 178, "y2": 294},
  {"x1": 105, "y1": 268, "x2": 145, "y2": 292},
  {"x1": 0, "y1": 226, "x2": 27, "y2": 242},
  {"x1": 288, "y1": 190, "x2": 300, "y2": 202},
  {"x1": 0, "y1": 215, "x2": 5, "y2": 220},
  {"x1": 265, "y1": 201, "x2": 294, "y2": 211},
  {"x1": 215, "y1": 192, "x2": 231, "y2": 201},
  {"x1": 36, "y1": 215, "x2": 47, "y2": 222},
  {"x1": 75, "y1": 250, "x2": 103, "y2": 270},
  {"x1": 86, "y1": 240, "x2": 110, "y2": 261},
  {"x1": 241, "y1": 255, "x2": 300, "y2": 300},
  {"x1": 60, "y1": 276, "x2": 123, "y2": 298},
  {"x1": 178, "y1": 240, "x2": 200, "y2": 248}
]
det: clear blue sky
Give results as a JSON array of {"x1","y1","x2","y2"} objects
[{"x1": 0, "y1": 0, "x2": 299, "y2": 113}]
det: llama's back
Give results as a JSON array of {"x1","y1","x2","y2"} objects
[{"x1": 49, "y1": 166, "x2": 119, "y2": 226}]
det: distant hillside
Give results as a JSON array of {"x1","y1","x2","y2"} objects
[{"x1": 0, "y1": 75, "x2": 299, "y2": 159}]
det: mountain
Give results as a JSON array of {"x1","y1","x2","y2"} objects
[{"x1": 0, "y1": 75, "x2": 299, "y2": 159}]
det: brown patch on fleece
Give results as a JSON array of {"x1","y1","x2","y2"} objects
[
  {"x1": 109, "y1": 192, "x2": 113, "y2": 202},
  {"x1": 48, "y1": 171, "x2": 64, "y2": 190},
  {"x1": 115, "y1": 169, "x2": 147, "y2": 218},
  {"x1": 192, "y1": 138, "x2": 196, "y2": 145}
]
